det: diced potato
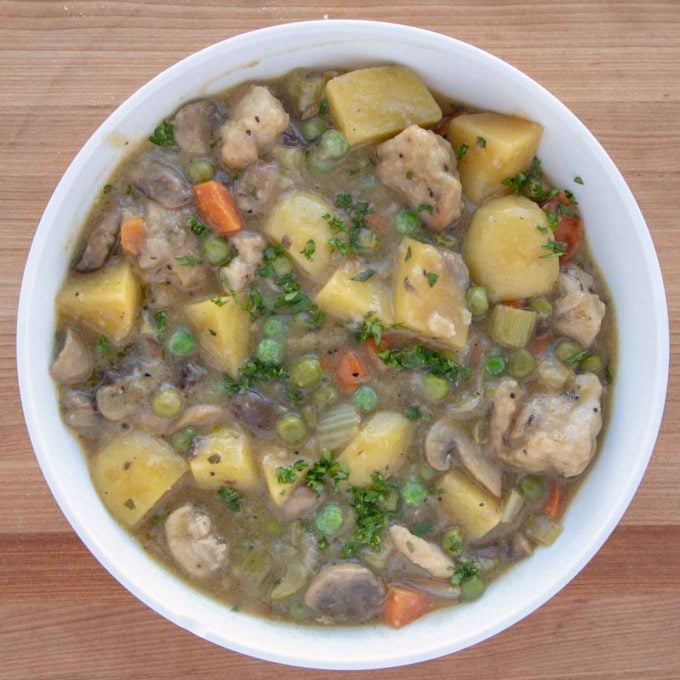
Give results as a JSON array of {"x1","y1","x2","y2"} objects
[
  {"x1": 448, "y1": 112, "x2": 543, "y2": 204},
  {"x1": 463, "y1": 195, "x2": 559, "y2": 303},
  {"x1": 57, "y1": 261, "x2": 140, "y2": 343},
  {"x1": 315, "y1": 259, "x2": 393, "y2": 325},
  {"x1": 190, "y1": 424, "x2": 259, "y2": 490},
  {"x1": 392, "y1": 237, "x2": 470, "y2": 349},
  {"x1": 437, "y1": 468, "x2": 502, "y2": 540},
  {"x1": 262, "y1": 190, "x2": 334, "y2": 279},
  {"x1": 337, "y1": 411, "x2": 411, "y2": 487},
  {"x1": 325, "y1": 66, "x2": 442, "y2": 146},
  {"x1": 91, "y1": 431, "x2": 188, "y2": 527},
  {"x1": 260, "y1": 445, "x2": 305, "y2": 507},
  {"x1": 185, "y1": 296, "x2": 250, "y2": 379}
]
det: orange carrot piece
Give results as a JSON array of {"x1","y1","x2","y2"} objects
[
  {"x1": 384, "y1": 586, "x2": 432, "y2": 629},
  {"x1": 336, "y1": 350, "x2": 369, "y2": 389},
  {"x1": 365, "y1": 338, "x2": 388, "y2": 368},
  {"x1": 366, "y1": 212, "x2": 388, "y2": 234},
  {"x1": 193, "y1": 180, "x2": 243, "y2": 235},
  {"x1": 531, "y1": 332, "x2": 552, "y2": 355},
  {"x1": 120, "y1": 215, "x2": 145, "y2": 256},
  {"x1": 545, "y1": 483, "x2": 563, "y2": 520},
  {"x1": 502, "y1": 299, "x2": 525, "y2": 309}
]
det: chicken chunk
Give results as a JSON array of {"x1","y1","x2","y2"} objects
[
  {"x1": 172, "y1": 100, "x2": 216, "y2": 156},
  {"x1": 488, "y1": 377, "x2": 521, "y2": 455},
  {"x1": 389, "y1": 525, "x2": 454, "y2": 580},
  {"x1": 553, "y1": 266, "x2": 606, "y2": 347},
  {"x1": 129, "y1": 156, "x2": 191, "y2": 209},
  {"x1": 376, "y1": 125, "x2": 463, "y2": 230},
  {"x1": 137, "y1": 200, "x2": 212, "y2": 292},
  {"x1": 233, "y1": 160, "x2": 292, "y2": 216},
  {"x1": 75, "y1": 206, "x2": 121, "y2": 273},
  {"x1": 219, "y1": 230, "x2": 266, "y2": 293},
  {"x1": 165, "y1": 504, "x2": 227, "y2": 578},
  {"x1": 489, "y1": 373, "x2": 603, "y2": 477},
  {"x1": 220, "y1": 86, "x2": 290, "y2": 169}
]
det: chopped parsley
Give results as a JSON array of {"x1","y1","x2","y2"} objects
[
  {"x1": 148, "y1": 119, "x2": 176, "y2": 146},
  {"x1": 604, "y1": 366, "x2": 613, "y2": 384},
  {"x1": 102, "y1": 184, "x2": 113, "y2": 194},
  {"x1": 541, "y1": 239, "x2": 568, "y2": 258},
  {"x1": 476, "y1": 136, "x2": 487, "y2": 148},
  {"x1": 404, "y1": 246, "x2": 413, "y2": 261},
  {"x1": 175, "y1": 255, "x2": 196, "y2": 267},
  {"x1": 96, "y1": 336, "x2": 111, "y2": 355},
  {"x1": 357, "y1": 315, "x2": 385, "y2": 345},
  {"x1": 377, "y1": 345, "x2": 470, "y2": 384},
  {"x1": 210, "y1": 297, "x2": 227, "y2": 307},
  {"x1": 186, "y1": 216, "x2": 209, "y2": 237},
  {"x1": 153, "y1": 310, "x2": 167, "y2": 338},
  {"x1": 425, "y1": 271, "x2": 439, "y2": 287},
  {"x1": 276, "y1": 459, "x2": 308, "y2": 484},
  {"x1": 501, "y1": 157, "x2": 556, "y2": 203},
  {"x1": 451, "y1": 559, "x2": 478, "y2": 585},
  {"x1": 405, "y1": 170, "x2": 414, "y2": 180},
  {"x1": 557, "y1": 202, "x2": 579, "y2": 218},
  {"x1": 455, "y1": 143, "x2": 469, "y2": 161},
  {"x1": 411, "y1": 522, "x2": 432, "y2": 537},
  {"x1": 404, "y1": 405, "x2": 423, "y2": 421},
  {"x1": 217, "y1": 485, "x2": 242, "y2": 512},
  {"x1": 123, "y1": 498, "x2": 136, "y2": 510},
  {"x1": 323, "y1": 193, "x2": 373, "y2": 257},
  {"x1": 574, "y1": 175, "x2": 584, "y2": 185},
  {"x1": 434, "y1": 233, "x2": 457, "y2": 250},
  {"x1": 350, "y1": 268, "x2": 376, "y2": 282},
  {"x1": 248, "y1": 185, "x2": 259, "y2": 199},
  {"x1": 318, "y1": 99, "x2": 329, "y2": 116},
  {"x1": 565, "y1": 349, "x2": 590, "y2": 365},
  {"x1": 207, "y1": 453, "x2": 221, "y2": 464},
  {"x1": 222, "y1": 359, "x2": 288, "y2": 394},
  {"x1": 300, "y1": 239, "x2": 316, "y2": 261},
  {"x1": 305, "y1": 449, "x2": 349, "y2": 495}
]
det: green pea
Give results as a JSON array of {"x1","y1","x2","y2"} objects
[
  {"x1": 508, "y1": 349, "x2": 536, "y2": 379},
  {"x1": 314, "y1": 502, "x2": 344, "y2": 535},
  {"x1": 555, "y1": 340, "x2": 583, "y2": 363},
  {"x1": 290, "y1": 356, "x2": 323, "y2": 389},
  {"x1": 459, "y1": 574, "x2": 485, "y2": 602},
  {"x1": 271, "y1": 256, "x2": 294, "y2": 277},
  {"x1": 518, "y1": 474, "x2": 546, "y2": 503},
  {"x1": 202, "y1": 235, "x2": 234, "y2": 266},
  {"x1": 186, "y1": 158, "x2": 215, "y2": 184},
  {"x1": 311, "y1": 383, "x2": 338, "y2": 410},
  {"x1": 394, "y1": 210, "x2": 421, "y2": 235},
  {"x1": 171, "y1": 426, "x2": 197, "y2": 454},
  {"x1": 151, "y1": 387, "x2": 182, "y2": 418},
  {"x1": 352, "y1": 385, "x2": 379, "y2": 412},
  {"x1": 401, "y1": 480, "x2": 427, "y2": 507},
  {"x1": 263, "y1": 316, "x2": 288, "y2": 339},
  {"x1": 256, "y1": 337, "x2": 284, "y2": 365},
  {"x1": 276, "y1": 414, "x2": 307, "y2": 445},
  {"x1": 485, "y1": 355, "x2": 506, "y2": 376},
  {"x1": 442, "y1": 526, "x2": 465, "y2": 555},
  {"x1": 307, "y1": 147, "x2": 333, "y2": 172},
  {"x1": 580, "y1": 354, "x2": 603, "y2": 373},
  {"x1": 356, "y1": 227, "x2": 381, "y2": 250},
  {"x1": 529, "y1": 296, "x2": 553, "y2": 318},
  {"x1": 422, "y1": 373, "x2": 450, "y2": 402},
  {"x1": 299, "y1": 117, "x2": 326, "y2": 141},
  {"x1": 167, "y1": 327, "x2": 197, "y2": 357},
  {"x1": 319, "y1": 129, "x2": 349, "y2": 160},
  {"x1": 467, "y1": 286, "x2": 490, "y2": 316}
]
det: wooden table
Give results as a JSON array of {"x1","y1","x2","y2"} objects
[{"x1": 2, "y1": 1, "x2": 679, "y2": 677}]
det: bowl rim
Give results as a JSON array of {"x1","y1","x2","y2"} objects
[{"x1": 17, "y1": 19, "x2": 669, "y2": 670}]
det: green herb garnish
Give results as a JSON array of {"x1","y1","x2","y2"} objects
[
  {"x1": 186, "y1": 216, "x2": 209, "y2": 237},
  {"x1": 217, "y1": 485, "x2": 242, "y2": 512},
  {"x1": 148, "y1": 119, "x2": 176, "y2": 146},
  {"x1": 300, "y1": 239, "x2": 316, "y2": 261},
  {"x1": 175, "y1": 255, "x2": 196, "y2": 267},
  {"x1": 351, "y1": 268, "x2": 376, "y2": 282}
]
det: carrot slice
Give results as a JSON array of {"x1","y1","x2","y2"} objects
[
  {"x1": 120, "y1": 215, "x2": 145, "y2": 256},
  {"x1": 384, "y1": 586, "x2": 433, "y2": 628},
  {"x1": 336, "y1": 350, "x2": 369, "y2": 389},
  {"x1": 545, "y1": 483, "x2": 563, "y2": 520},
  {"x1": 542, "y1": 194, "x2": 582, "y2": 264},
  {"x1": 531, "y1": 331, "x2": 552, "y2": 355},
  {"x1": 193, "y1": 180, "x2": 243, "y2": 235},
  {"x1": 502, "y1": 299, "x2": 525, "y2": 309}
]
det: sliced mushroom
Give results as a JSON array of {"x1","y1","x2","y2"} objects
[
  {"x1": 397, "y1": 578, "x2": 461, "y2": 600},
  {"x1": 172, "y1": 100, "x2": 216, "y2": 156},
  {"x1": 445, "y1": 380, "x2": 487, "y2": 420},
  {"x1": 229, "y1": 390, "x2": 277, "y2": 435},
  {"x1": 304, "y1": 562, "x2": 385, "y2": 622},
  {"x1": 168, "y1": 404, "x2": 224, "y2": 434},
  {"x1": 279, "y1": 485, "x2": 323, "y2": 520},
  {"x1": 270, "y1": 544, "x2": 309, "y2": 600},
  {"x1": 425, "y1": 418, "x2": 502, "y2": 497},
  {"x1": 75, "y1": 206, "x2": 121, "y2": 272},
  {"x1": 389, "y1": 525, "x2": 454, "y2": 580},
  {"x1": 50, "y1": 328, "x2": 94, "y2": 385},
  {"x1": 128, "y1": 156, "x2": 191, "y2": 209},
  {"x1": 60, "y1": 390, "x2": 100, "y2": 436},
  {"x1": 96, "y1": 382, "x2": 138, "y2": 422},
  {"x1": 165, "y1": 504, "x2": 227, "y2": 578}
]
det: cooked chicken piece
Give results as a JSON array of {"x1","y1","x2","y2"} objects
[
  {"x1": 165, "y1": 504, "x2": 227, "y2": 578},
  {"x1": 50, "y1": 328, "x2": 94, "y2": 385},
  {"x1": 304, "y1": 562, "x2": 385, "y2": 622},
  {"x1": 168, "y1": 404, "x2": 224, "y2": 434},
  {"x1": 375, "y1": 125, "x2": 462, "y2": 230},
  {"x1": 138, "y1": 200, "x2": 212, "y2": 292},
  {"x1": 389, "y1": 525, "x2": 454, "y2": 580},
  {"x1": 489, "y1": 373, "x2": 603, "y2": 478},
  {"x1": 220, "y1": 86, "x2": 290, "y2": 169},
  {"x1": 129, "y1": 156, "x2": 191, "y2": 209},
  {"x1": 233, "y1": 160, "x2": 292, "y2": 216},
  {"x1": 172, "y1": 100, "x2": 216, "y2": 156},
  {"x1": 553, "y1": 266, "x2": 606, "y2": 347},
  {"x1": 61, "y1": 391, "x2": 100, "y2": 436},
  {"x1": 219, "y1": 231, "x2": 266, "y2": 293},
  {"x1": 75, "y1": 206, "x2": 121, "y2": 272},
  {"x1": 488, "y1": 377, "x2": 521, "y2": 455}
]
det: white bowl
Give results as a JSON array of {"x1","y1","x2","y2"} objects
[{"x1": 17, "y1": 20, "x2": 668, "y2": 670}]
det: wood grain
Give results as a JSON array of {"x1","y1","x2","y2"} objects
[{"x1": 1, "y1": 1, "x2": 679, "y2": 677}]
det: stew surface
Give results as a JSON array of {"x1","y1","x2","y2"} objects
[{"x1": 51, "y1": 65, "x2": 614, "y2": 627}]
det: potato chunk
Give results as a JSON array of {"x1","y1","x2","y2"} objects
[
  {"x1": 262, "y1": 190, "x2": 333, "y2": 278},
  {"x1": 337, "y1": 411, "x2": 411, "y2": 486},
  {"x1": 315, "y1": 259, "x2": 393, "y2": 325},
  {"x1": 448, "y1": 113, "x2": 543, "y2": 205},
  {"x1": 393, "y1": 237, "x2": 471, "y2": 350},
  {"x1": 325, "y1": 66, "x2": 442, "y2": 146},
  {"x1": 190, "y1": 424, "x2": 258, "y2": 490},
  {"x1": 185, "y1": 296, "x2": 250, "y2": 379},
  {"x1": 57, "y1": 261, "x2": 140, "y2": 343},
  {"x1": 260, "y1": 445, "x2": 305, "y2": 507},
  {"x1": 437, "y1": 469, "x2": 502, "y2": 540},
  {"x1": 463, "y1": 195, "x2": 559, "y2": 303},
  {"x1": 92, "y1": 431, "x2": 188, "y2": 527}
]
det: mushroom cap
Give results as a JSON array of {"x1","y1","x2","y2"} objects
[{"x1": 50, "y1": 327, "x2": 94, "y2": 385}]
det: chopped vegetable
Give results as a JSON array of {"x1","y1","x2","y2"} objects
[
  {"x1": 315, "y1": 502, "x2": 344, "y2": 535},
  {"x1": 555, "y1": 339, "x2": 583, "y2": 363},
  {"x1": 401, "y1": 479, "x2": 427, "y2": 506},
  {"x1": 518, "y1": 474, "x2": 547, "y2": 503},
  {"x1": 290, "y1": 356, "x2": 324, "y2": 389},
  {"x1": 148, "y1": 119, "x2": 176, "y2": 146},
  {"x1": 151, "y1": 387, "x2": 183, "y2": 419},
  {"x1": 377, "y1": 345, "x2": 468, "y2": 384},
  {"x1": 193, "y1": 180, "x2": 243, "y2": 235},
  {"x1": 352, "y1": 385, "x2": 379, "y2": 412},
  {"x1": 218, "y1": 485, "x2": 242, "y2": 512},
  {"x1": 441, "y1": 525, "x2": 465, "y2": 555},
  {"x1": 317, "y1": 403, "x2": 361, "y2": 451},
  {"x1": 202, "y1": 235, "x2": 234, "y2": 266},
  {"x1": 171, "y1": 426, "x2": 197, "y2": 454},
  {"x1": 485, "y1": 355, "x2": 506, "y2": 376},
  {"x1": 459, "y1": 574, "x2": 485, "y2": 602},
  {"x1": 395, "y1": 210, "x2": 421, "y2": 235},
  {"x1": 167, "y1": 327, "x2": 197, "y2": 357},
  {"x1": 186, "y1": 159, "x2": 215, "y2": 184},
  {"x1": 508, "y1": 348, "x2": 536, "y2": 379},
  {"x1": 336, "y1": 350, "x2": 369, "y2": 389},
  {"x1": 120, "y1": 216, "x2": 145, "y2": 256},
  {"x1": 421, "y1": 373, "x2": 450, "y2": 402},
  {"x1": 467, "y1": 286, "x2": 490, "y2": 316},
  {"x1": 256, "y1": 337, "x2": 284, "y2": 366},
  {"x1": 544, "y1": 483, "x2": 563, "y2": 520},
  {"x1": 525, "y1": 514, "x2": 563, "y2": 546},
  {"x1": 384, "y1": 586, "x2": 432, "y2": 628},
  {"x1": 276, "y1": 414, "x2": 308, "y2": 446},
  {"x1": 488, "y1": 305, "x2": 537, "y2": 349}
]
